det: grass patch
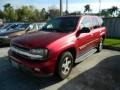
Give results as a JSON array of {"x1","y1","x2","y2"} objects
[{"x1": 104, "y1": 38, "x2": 120, "y2": 47}]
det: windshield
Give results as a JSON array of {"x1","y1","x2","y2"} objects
[
  {"x1": 42, "y1": 17, "x2": 79, "y2": 33},
  {"x1": 0, "y1": 24, "x2": 19, "y2": 33},
  {"x1": 1, "y1": 24, "x2": 12, "y2": 29},
  {"x1": 7, "y1": 24, "x2": 19, "y2": 30}
]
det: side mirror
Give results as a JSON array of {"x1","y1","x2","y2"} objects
[{"x1": 80, "y1": 27, "x2": 90, "y2": 33}]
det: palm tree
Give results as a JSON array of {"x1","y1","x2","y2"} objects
[
  {"x1": 111, "y1": 6, "x2": 118, "y2": 16},
  {"x1": 99, "y1": 0, "x2": 101, "y2": 14},
  {"x1": 84, "y1": 4, "x2": 92, "y2": 14},
  {"x1": 108, "y1": 6, "x2": 118, "y2": 17},
  {"x1": 4, "y1": 3, "x2": 11, "y2": 11}
]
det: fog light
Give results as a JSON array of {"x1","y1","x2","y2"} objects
[{"x1": 34, "y1": 68, "x2": 41, "y2": 72}]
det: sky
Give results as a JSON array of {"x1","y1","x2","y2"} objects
[{"x1": 0, "y1": 0, "x2": 120, "y2": 13}]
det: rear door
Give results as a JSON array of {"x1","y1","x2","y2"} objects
[
  {"x1": 76, "y1": 16, "x2": 93, "y2": 56},
  {"x1": 90, "y1": 16, "x2": 101, "y2": 47}
]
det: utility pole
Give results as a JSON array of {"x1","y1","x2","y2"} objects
[
  {"x1": 60, "y1": 0, "x2": 63, "y2": 16},
  {"x1": 66, "y1": 0, "x2": 68, "y2": 15},
  {"x1": 99, "y1": 0, "x2": 101, "y2": 15}
]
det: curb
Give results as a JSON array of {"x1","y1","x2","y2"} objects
[{"x1": 103, "y1": 45, "x2": 120, "y2": 51}]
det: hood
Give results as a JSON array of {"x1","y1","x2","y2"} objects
[{"x1": 12, "y1": 31, "x2": 68, "y2": 48}]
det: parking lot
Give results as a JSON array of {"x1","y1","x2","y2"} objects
[{"x1": 0, "y1": 47, "x2": 120, "y2": 90}]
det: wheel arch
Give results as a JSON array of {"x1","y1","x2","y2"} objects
[{"x1": 57, "y1": 47, "x2": 77, "y2": 63}]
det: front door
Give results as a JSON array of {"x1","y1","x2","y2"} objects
[{"x1": 76, "y1": 16, "x2": 93, "y2": 57}]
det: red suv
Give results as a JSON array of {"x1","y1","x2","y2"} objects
[{"x1": 8, "y1": 15, "x2": 106, "y2": 79}]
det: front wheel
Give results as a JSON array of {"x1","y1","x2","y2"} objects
[{"x1": 56, "y1": 51, "x2": 74, "y2": 80}]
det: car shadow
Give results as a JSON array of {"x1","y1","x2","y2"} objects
[
  {"x1": 59, "y1": 55, "x2": 120, "y2": 90},
  {"x1": 0, "y1": 56, "x2": 60, "y2": 90},
  {"x1": 1, "y1": 55, "x2": 120, "y2": 90}
]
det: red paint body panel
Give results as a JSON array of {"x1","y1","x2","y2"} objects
[
  {"x1": 9, "y1": 50, "x2": 56, "y2": 75},
  {"x1": 8, "y1": 16, "x2": 106, "y2": 76}
]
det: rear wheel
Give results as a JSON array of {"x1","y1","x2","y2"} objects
[
  {"x1": 56, "y1": 51, "x2": 73, "y2": 80},
  {"x1": 97, "y1": 38, "x2": 103, "y2": 52}
]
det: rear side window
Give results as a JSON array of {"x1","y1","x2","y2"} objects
[
  {"x1": 91, "y1": 17, "x2": 99, "y2": 29},
  {"x1": 98, "y1": 17, "x2": 104, "y2": 26},
  {"x1": 80, "y1": 16, "x2": 91, "y2": 29}
]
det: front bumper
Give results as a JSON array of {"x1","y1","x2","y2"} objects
[{"x1": 8, "y1": 50, "x2": 57, "y2": 76}]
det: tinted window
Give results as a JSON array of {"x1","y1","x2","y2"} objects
[
  {"x1": 7, "y1": 24, "x2": 19, "y2": 30},
  {"x1": 80, "y1": 16, "x2": 91, "y2": 29},
  {"x1": 42, "y1": 17, "x2": 79, "y2": 33},
  {"x1": 2, "y1": 24, "x2": 12, "y2": 29}
]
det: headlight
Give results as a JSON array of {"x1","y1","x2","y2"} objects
[{"x1": 30, "y1": 48, "x2": 48, "y2": 60}]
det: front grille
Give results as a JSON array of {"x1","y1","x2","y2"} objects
[
  {"x1": 11, "y1": 50, "x2": 43, "y2": 63},
  {"x1": 11, "y1": 43, "x2": 31, "y2": 60},
  {"x1": 10, "y1": 43, "x2": 44, "y2": 62},
  {"x1": 11, "y1": 50, "x2": 31, "y2": 61},
  {"x1": 12, "y1": 43, "x2": 30, "y2": 52},
  {"x1": 13, "y1": 51, "x2": 30, "y2": 59}
]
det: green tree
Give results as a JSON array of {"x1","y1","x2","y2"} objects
[
  {"x1": 0, "y1": 10, "x2": 4, "y2": 19},
  {"x1": 33, "y1": 9, "x2": 40, "y2": 21},
  {"x1": 100, "y1": 6, "x2": 119, "y2": 17},
  {"x1": 3, "y1": 3, "x2": 17, "y2": 21},
  {"x1": 110, "y1": 6, "x2": 118, "y2": 17},
  {"x1": 40, "y1": 8, "x2": 47, "y2": 20},
  {"x1": 69, "y1": 11, "x2": 81, "y2": 15},
  {"x1": 118, "y1": 11, "x2": 120, "y2": 17},
  {"x1": 100, "y1": 9, "x2": 110, "y2": 17},
  {"x1": 48, "y1": 6, "x2": 60, "y2": 18},
  {"x1": 16, "y1": 6, "x2": 35, "y2": 21}
]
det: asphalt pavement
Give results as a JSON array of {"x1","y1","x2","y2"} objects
[{"x1": 0, "y1": 47, "x2": 120, "y2": 90}]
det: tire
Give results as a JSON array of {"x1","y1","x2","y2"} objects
[
  {"x1": 56, "y1": 51, "x2": 74, "y2": 80},
  {"x1": 97, "y1": 38, "x2": 103, "y2": 52}
]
